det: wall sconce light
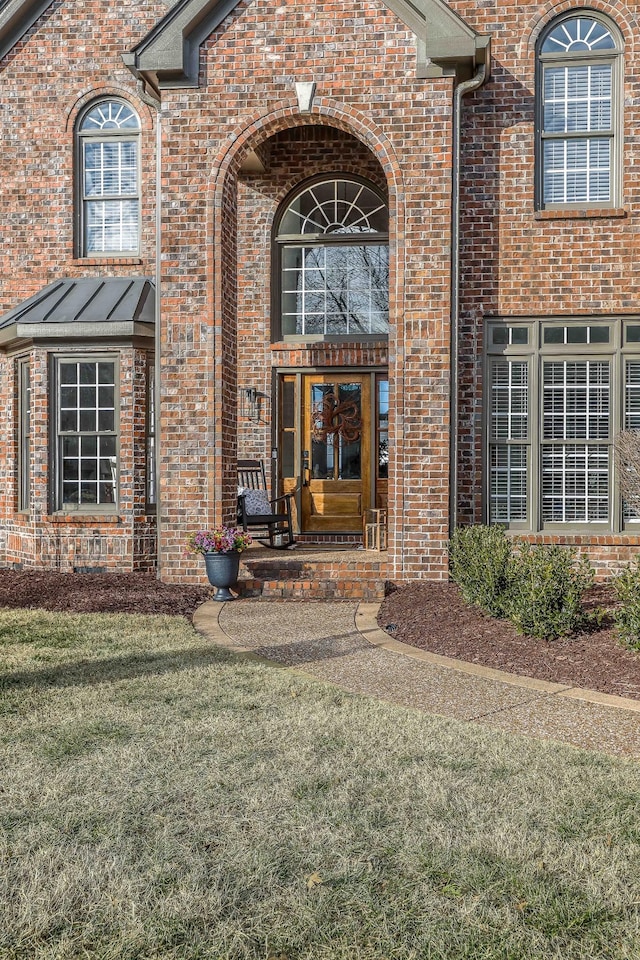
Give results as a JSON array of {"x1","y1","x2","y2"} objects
[{"x1": 240, "y1": 387, "x2": 261, "y2": 421}]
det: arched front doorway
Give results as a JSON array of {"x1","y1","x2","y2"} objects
[{"x1": 233, "y1": 123, "x2": 391, "y2": 539}]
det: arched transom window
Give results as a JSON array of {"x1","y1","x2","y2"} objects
[
  {"x1": 77, "y1": 99, "x2": 141, "y2": 256},
  {"x1": 276, "y1": 178, "x2": 389, "y2": 338},
  {"x1": 538, "y1": 13, "x2": 622, "y2": 208}
]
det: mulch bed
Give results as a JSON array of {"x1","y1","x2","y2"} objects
[
  {"x1": 2, "y1": 568, "x2": 639, "y2": 703},
  {"x1": 379, "y1": 581, "x2": 640, "y2": 702},
  {"x1": 0, "y1": 569, "x2": 210, "y2": 620}
]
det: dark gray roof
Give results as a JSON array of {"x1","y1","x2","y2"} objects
[
  {"x1": 0, "y1": 277, "x2": 155, "y2": 327},
  {"x1": 0, "y1": 277, "x2": 155, "y2": 347}
]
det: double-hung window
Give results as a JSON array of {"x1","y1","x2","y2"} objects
[
  {"x1": 538, "y1": 14, "x2": 622, "y2": 209},
  {"x1": 486, "y1": 320, "x2": 640, "y2": 532},
  {"x1": 77, "y1": 99, "x2": 141, "y2": 256},
  {"x1": 55, "y1": 357, "x2": 118, "y2": 510}
]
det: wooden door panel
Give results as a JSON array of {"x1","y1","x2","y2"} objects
[
  {"x1": 309, "y1": 492, "x2": 362, "y2": 516},
  {"x1": 301, "y1": 374, "x2": 370, "y2": 533}
]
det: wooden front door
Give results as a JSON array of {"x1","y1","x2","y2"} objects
[{"x1": 301, "y1": 374, "x2": 371, "y2": 533}]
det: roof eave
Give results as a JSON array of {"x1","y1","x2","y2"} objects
[
  {"x1": 0, "y1": 320, "x2": 156, "y2": 350},
  {"x1": 125, "y1": 0, "x2": 489, "y2": 89},
  {"x1": 0, "y1": 0, "x2": 53, "y2": 63}
]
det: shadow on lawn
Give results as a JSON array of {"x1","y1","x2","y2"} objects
[
  {"x1": 0, "y1": 630, "x2": 364, "y2": 691},
  {"x1": 0, "y1": 646, "x2": 235, "y2": 691}
]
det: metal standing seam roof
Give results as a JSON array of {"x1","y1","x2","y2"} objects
[{"x1": 0, "y1": 277, "x2": 155, "y2": 329}]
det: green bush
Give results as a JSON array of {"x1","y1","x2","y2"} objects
[
  {"x1": 449, "y1": 525, "x2": 511, "y2": 617},
  {"x1": 505, "y1": 542, "x2": 594, "y2": 640},
  {"x1": 612, "y1": 561, "x2": 640, "y2": 650}
]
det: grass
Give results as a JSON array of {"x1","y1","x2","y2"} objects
[{"x1": 1, "y1": 609, "x2": 640, "y2": 960}]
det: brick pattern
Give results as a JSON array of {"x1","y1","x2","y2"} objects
[
  {"x1": 449, "y1": 0, "x2": 640, "y2": 574},
  {"x1": 5, "y1": 0, "x2": 640, "y2": 585},
  {"x1": 159, "y1": 0, "x2": 454, "y2": 584},
  {"x1": 238, "y1": 549, "x2": 388, "y2": 600}
]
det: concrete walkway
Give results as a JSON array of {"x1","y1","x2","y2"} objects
[{"x1": 193, "y1": 598, "x2": 640, "y2": 759}]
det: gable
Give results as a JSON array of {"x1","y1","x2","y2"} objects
[
  {"x1": 0, "y1": 0, "x2": 489, "y2": 88},
  {"x1": 124, "y1": 0, "x2": 489, "y2": 89}
]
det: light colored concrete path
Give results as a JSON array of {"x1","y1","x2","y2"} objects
[{"x1": 193, "y1": 598, "x2": 640, "y2": 759}]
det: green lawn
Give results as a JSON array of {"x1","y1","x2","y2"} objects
[{"x1": 1, "y1": 608, "x2": 640, "y2": 960}]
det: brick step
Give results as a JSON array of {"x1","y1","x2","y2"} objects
[
  {"x1": 235, "y1": 547, "x2": 388, "y2": 600},
  {"x1": 235, "y1": 577, "x2": 386, "y2": 601}
]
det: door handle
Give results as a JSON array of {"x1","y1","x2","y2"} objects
[{"x1": 302, "y1": 450, "x2": 310, "y2": 486}]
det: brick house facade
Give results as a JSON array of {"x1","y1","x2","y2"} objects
[{"x1": 1, "y1": 0, "x2": 640, "y2": 585}]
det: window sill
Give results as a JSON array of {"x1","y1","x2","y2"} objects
[
  {"x1": 535, "y1": 207, "x2": 627, "y2": 221},
  {"x1": 509, "y1": 531, "x2": 640, "y2": 544},
  {"x1": 271, "y1": 337, "x2": 389, "y2": 350},
  {"x1": 46, "y1": 513, "x2": 124, "y2": 523},
  {"x1": 71, "y1": 257, "x2": 144, "y2": 265}
]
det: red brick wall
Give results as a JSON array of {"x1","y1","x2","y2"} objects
[
  {"x1": 5, "y1": 0, "x2": 640, "y2": 580},
  {"x1": 0, "y1": 0, "x2": 161, "y2": 571},
  {"x1": 152, "y1": 0, "x2": 456, "y2": 582},
  {"x1": 0, "y1": 0, "x2": 162, "y2": 311},
  {"x1": 447, "y1": 0, "x2": 640, "y2": 572}
]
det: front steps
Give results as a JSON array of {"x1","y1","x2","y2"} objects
[{"x1": 235, "y1": 544, "x2": 389, "y2": 600}]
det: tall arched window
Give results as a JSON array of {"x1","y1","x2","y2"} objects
[
  {"x1": 538, "y1": 13, "x2": 622, "y2": 209},
  {"x1": 276, "y1": 177, "x2": 389, "y2": 339},
  {"x1": 76, "y1": 99, "x2": 141, "y2": 256}
]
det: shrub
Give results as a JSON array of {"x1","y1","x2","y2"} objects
[
  {"x1": 505, "y1": 542, "x2": 594, "y2": 640},
  {"x1": 449, "y1": 525, "x2": 511, "y2": 617},
  {"x1": 612, "y1": 561, "x2": 640, "y2": 650}
]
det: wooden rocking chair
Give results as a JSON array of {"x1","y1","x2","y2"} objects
[{"x1": 237, "y1": 459, "x2": 295, "y2": 549}]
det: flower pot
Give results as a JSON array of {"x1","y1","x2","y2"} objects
[{"x1": 204, "y1": 550, "x2": 241, "y2": 602}]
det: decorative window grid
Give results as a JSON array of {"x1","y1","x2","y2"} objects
[
  {"x1": 538, "y1": 15, "x2": 620, "y2": 208},
  {"x1": 281, "y1": 244, "x2": 389, "y2": 336},
  {"x1": 486, "y1": 320, "x2": 640, "y2": 531},
  {"x1": 18, "y1": 360, "x2": 31, "y2": 512},
  {"x1": 57, "y1": 359, "x2": 118, "y2": 509},
  {"x1": 77, "y1": 99, "x2": 140, "y2": 256},
  {"x1": 277, "y1": 177, "x2": 389, "y2": 339},
  {"x1": 543, "y1": 324, "x2": 609, "y2": 344}
]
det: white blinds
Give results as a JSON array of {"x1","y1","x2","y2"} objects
[
  {"x1": 542, "y1": 63, "x2": 613, "y2": 204},
  {"x1": 489, "y1": 360, "x2": 529, "y2": 523},
  {"x1": 541, "y1": 360, "x2": 610, "y2": 522}
]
